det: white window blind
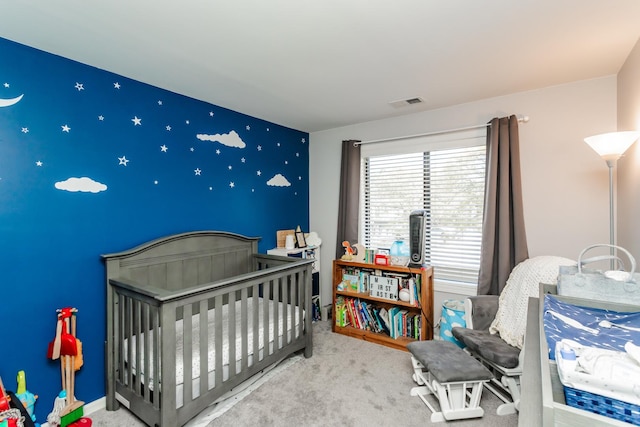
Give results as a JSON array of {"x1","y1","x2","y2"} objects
[{"x1": 361, "y1": 130, "x2": 486, "y2": 285}]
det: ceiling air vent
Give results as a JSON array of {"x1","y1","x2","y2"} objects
[{"x1": 389, "y1": 97, "x2": 424, "y2": 108}]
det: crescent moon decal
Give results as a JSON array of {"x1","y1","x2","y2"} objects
[{"x1": 0, "y1": 94, "x2": 24, "y2": 107}]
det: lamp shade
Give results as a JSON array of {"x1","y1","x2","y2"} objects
[{"x1": 584, "y1": 131, "x2": 640, "y2": 162}]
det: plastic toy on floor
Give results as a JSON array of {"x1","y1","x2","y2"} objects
[
  {"x1": 46, "y1": 307, "x2": 85, "y2": 427},
  {"x1": 15, "y1": 371, "x2": 38, "y2": 427},
  {"x1": 0, "y1": 374, "x2": 39, "y2": 427},
  {"x1": 67, "y1": 418, "x2": 91, "y2": 427}
]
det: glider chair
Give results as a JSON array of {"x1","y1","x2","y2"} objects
[{"x1": 451, "y1": 256, "x2": 576, "y2": 416}]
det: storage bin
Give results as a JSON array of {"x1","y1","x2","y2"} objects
[
  {"x1": 564, "y1": 386, "x2": 640, "y2": 426},
  {"x1": 439, "y1": 299, "x2": 466, "y2": 348}
]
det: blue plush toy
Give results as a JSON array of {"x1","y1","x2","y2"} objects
[{"x1": 15, "y1": 370, "x2": 40, "y2": 427}]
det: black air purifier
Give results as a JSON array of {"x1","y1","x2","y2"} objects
[{"x1": 409, "y1": 210, "x2": 428, "y2": 267}]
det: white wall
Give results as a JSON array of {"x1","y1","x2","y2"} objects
[
  {"x1": 617, "y1": 38, "x2": 640, "y2": 260},
  {"x1": 310, "y1": 77, "x2": 617, "y2": 311}
]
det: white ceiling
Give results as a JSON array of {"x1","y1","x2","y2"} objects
[{"x1": 1, "y1": 0, "x2": 639, "y2": 133}]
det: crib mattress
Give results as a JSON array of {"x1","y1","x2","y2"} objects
[{"x1": 124, "y1": 297, "x2": 302, "y2": 389}]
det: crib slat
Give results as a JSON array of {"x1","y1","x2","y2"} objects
[
  {"x1": 214, "y1": 295, "x2": 223, "y2": 388},
  {"x1": 262, "y1": 282, "x2": 271, "y2": 360},
  {"x1": 228, "y1": 291, "x2": 236, "y2": 377},
  {"x1": 116, "y1": 293, "x2": 124, "y2": 386},
  {"x1": 295, "y1": 271, "x2": 302, "y2": 339},
  {"x1": 160, "y1": 305, "x2": 177, "y2": 426},
  {"x1": 252, "y1": 283, "x2": 260, "y2": 366},
  {"x1": 183, "y1": 303, "x2": 193, "y2": 405},
  {"x1": 282, "y1": 275, "x2": 289, "y2": 347},
  {"x1": 199, "y1": 299, "x2": 208, "y2": 396},
  {"x1": 134, "y1": 300, "x2": 142, "y2": 396},
  {"x1": 126, "y1": 296, "x2": 134, "y2": 391},
  {"x1": 240, "y1": 287, "x2": 248, "y2": 372},
  {"x1": 141, "y1": 303, "x2": 150, "y2": 404},
  {"x1": 151, "y1": 305, "x2": 160, "y2": 410},
  {"x1": 273, "y1": 279, "x2": 280, "y2": 353}
]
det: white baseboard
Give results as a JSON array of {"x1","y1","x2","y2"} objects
[{"x1": 40, "y1": 397, "x2": 106, "y2": 427}]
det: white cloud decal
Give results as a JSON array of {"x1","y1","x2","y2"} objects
[
  {"x1": 55, "y1": 177, "x2": 108, "y2": 193},
  {"x1": 267, "y1": 174, "x2": 291, "y2": 187},
  {"x1": 196, "y1": 130, "x2": 246, "y2": 148}
]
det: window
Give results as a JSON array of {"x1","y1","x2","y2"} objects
[{"x1": 360, "y1": 130, "x2": 486, "y2": 286}]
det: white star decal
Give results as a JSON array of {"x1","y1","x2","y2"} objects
[
  {"x1": 158, "y1": 100, "x2": 163, "y2": 105},
  {"x1": 190, "y1": 147, "x2": 195, "y2": 152},
  {"x1": 61, "y1": 125, "x2": 71, "y2": 132},
  {"x1": 118, "y1": 156, "x2": 129, "y2": 166},
  {"x1": 114, "y1": 82, "x2": 121, "y2": 89},
  {"x1": 209, "y1": 111, "x2": 214, "y2": 117},
  {"x1": 228, "y1": 165, "x2": 232, "y2": 170},
  {"x1": 257, "y1": 170, "x2": 262, "y2": 176},
  {"x1": 296, "y1": 152, "x2": 300, "y2": 157},
  {"x1": 209, "y1": 186, "x2": 213, "y2": 191},
  {"x1": 131, "y1": 116, "x2": 142, "y2": 126},
  {"x1": 257, "y1": 145, "x2": 262, "y2": 151},
  {"x1": 241, "y1": 157, "x2": 246, "y2": 163},
  {"x1": 3, "y1": 83, "x2": 8, "y2": 88},
  {"x1": 285, "y1": 160, "x2": 288, "y2": 165},
  {"x1": 185, "y1": 120, "x2": 190, "y2": 125},
  {"x1": 166, "y1": 125, "x2": 171, "y2": 131},
  {"x1": 246, "y1": 125, "x2": 251, "y2": 131},
  {"x1": 154, "y1": 180, "x2": 159, "y2": 185},
  {"x1": 194, "y1": 168, "x2": 202, "y2": 175},
  {"x1": 216, "y1": 149, "x2": 221, "y2": 155},
  {"x1": 299, "y1": 176, "x2": 302, "y2": 180},
  {"x1": 98, "y1": 115, "x2": 104, "y2": 121},
  {"x1": 229, "y1": 182, "x2": 235, "y2": 188},
  {"x1": 160, "y1": 145, "x2": 168, "y2": 152},
  {"x1": 267, "y1": 128, "x2": 270, "y2": 132},
  {"x1": 21, "y1": 127, "x2": 28, "y2": 133},
  {"x1": 301, "y1": 138, "x2": 306, "y2": 143},
  {"x1": 36, "y1": 161, "x2": 43, "y2": 166},
  {"x1": 74, "y1": 82, "x2": 84, "y2": 91},
  {"x1": 277, "y1": 143, "x2": 281, "y2": 147}
]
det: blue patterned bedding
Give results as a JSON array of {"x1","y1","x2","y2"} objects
[{"x1": 543, "y1": 295, "x2": 640, "y2": 360}]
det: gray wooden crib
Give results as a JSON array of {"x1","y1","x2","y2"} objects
[{"x1": 102, "y1": 231, "x2": 313, "y2": 427}]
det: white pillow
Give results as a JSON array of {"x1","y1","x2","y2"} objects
[{"x1": 489, "y1": 256, "x2": 576, "y2": 349}]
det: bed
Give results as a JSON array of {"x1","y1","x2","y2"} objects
[{"x1": 102, "y1": 231, "x2": 314, "y2": 427}]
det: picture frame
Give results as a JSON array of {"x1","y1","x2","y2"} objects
[{"x1": 295, "y1": 231, "x2": 307, "y2": 248}]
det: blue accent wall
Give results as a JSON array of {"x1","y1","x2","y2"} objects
[{"x1": 0, "y1": 37, "x2": 309, "y2": 422}]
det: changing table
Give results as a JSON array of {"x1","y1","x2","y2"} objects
[{"x1": 519, "y1": 283, "x2": 639, "y2": 426}]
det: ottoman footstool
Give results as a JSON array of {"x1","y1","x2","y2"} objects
[{"x1": 407, "y1": 340, "x2": 493, "y2": 422}]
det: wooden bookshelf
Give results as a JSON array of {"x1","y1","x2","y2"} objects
[{"x1": 332, "y1": 259, "x2": 434, "y2": 351}]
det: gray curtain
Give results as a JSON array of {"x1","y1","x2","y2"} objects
[
  {"x1": 477, "y1": 116, "x2": 529, "y2": 295},
  {"x1": 336, "y1": 140, "x2": 361, "y2": 259}
]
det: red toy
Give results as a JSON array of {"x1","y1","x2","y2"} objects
[{"x1": 68, "y1": 417, "x2": 92, "y2": 426}]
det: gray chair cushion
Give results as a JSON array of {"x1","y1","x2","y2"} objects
[
  {"x1": 407, "y1": 340, "x2": 492, "y2": 383},
  {"x1": 451, "y1": 327, "x2": 521, "y2": 369},
  {"x1": 467, "y1": 295, "x2": 499, "y2": 331}
]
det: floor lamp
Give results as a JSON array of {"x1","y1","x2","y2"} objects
[{"x1": 584, "y1": 131, "x2": 640, "y2": 269}]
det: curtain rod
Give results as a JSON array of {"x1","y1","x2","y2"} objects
[{"x1": 354, "y1": 115, "x2": 529, "y2": 146}]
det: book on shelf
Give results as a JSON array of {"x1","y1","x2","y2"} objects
[
  {"x1": 335, "y1": 296, "x2": 424, "y2": 339},
  {"x1": 340, "y1": 272, "x2": 360, "y2": 292},
  {"x1": 335, "y1": 297, "x2": 348, "y2": 327},
  {"x1": 378, "y1": 307, "x2": 390, "y2": 334}
]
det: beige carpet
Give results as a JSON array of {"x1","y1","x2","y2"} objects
[{"x1": 88, "y1": 321, "x2": 519, "y2": 426}]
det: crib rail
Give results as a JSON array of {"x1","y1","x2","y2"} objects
[{"x1": 106, "y1": 255, "x2": 312, "y2": 427}]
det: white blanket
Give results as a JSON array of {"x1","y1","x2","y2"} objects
[{"x1": 490, "y1": 256, "x2": 575, "y2": 349}]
